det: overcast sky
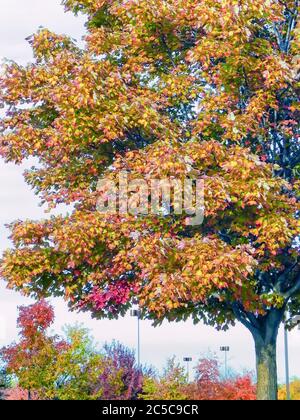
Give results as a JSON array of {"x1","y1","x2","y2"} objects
[{"x1": 0, "y1": 0, "x2": 299, "y2": 380}]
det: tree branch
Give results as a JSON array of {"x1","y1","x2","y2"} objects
[
  {"x1": 284, "y1": 1, "x2": 299, "y2": 53},
  {"x1": 284, "y1": 273, "x2": 300, "y2": 300},
  {"x1": 274, "y1": 262, "x2": 298, "y2": 292},
  {"x1": 160, "y1": 34, "x2": 176, "y2": 68},
  {"x1": 274, "y1": 1, "x2": 299, "y2": 53},
  {"x1": 231, "y1": 303, "x2": 260, "y2": 335}
]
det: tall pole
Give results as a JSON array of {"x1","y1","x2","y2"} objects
[
  {"x1": 284, "y1": 326, "x2": 291, "y2": 400},
  {"x1": 220, "y1": 346, "x2": 230, "y2": 380},
  {"x1": 131, "y1": 309, "x2": 141, "y2": 368},
  {"x1": 137, "y1": 313, "x2": 141, "y2": 368},
  {"x1": 183, "y1": 357, "x2": 192, "y2": 382}
]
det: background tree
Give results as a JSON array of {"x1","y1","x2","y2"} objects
[
  {"x1": 0, "y1": 300, "x2": 61, "y2": 399},
  {"x1": 186, "y1": 357, "x2": 223, "y2": 400},
  {"x1": 4, "y1": 387, "x2": 40, "y2": 401},
  {"x1": 0, "y1": 0, "x2": 299, "y2": 400},
  {"x1": 279, "y1": 378, "x2": 300, "y2": 400},
  {"x1": 141, "y1": 357, "x2": 188, "y2": 400},
  {"x1": 0, "y1": 366, "x2": 12, "y2": 400},
  {"x1": 219, "y1": 376, "x2": 256, "y2": 401},
  {"x1": 99, "y1": 341, "x2": 153, "y2": 400},
  {"x1": 0, "y1": 301, "x2": 108, "y2": 400},
  {"x1": 47, "y1": 325, "x2": 107, "y2": 400},
  {"x1": 141, "y1": 356, "x2": 256, "y2": 400},
  {"x1": 185, "y1": 357, "x2": 256, "y2": 400},
  {"x1": 1, "y1": 301, "x2": 152, "y2": 400}
]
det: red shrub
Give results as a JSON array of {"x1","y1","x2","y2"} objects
[{"x1": 185, "y1": 357, "x2": 256, "y2": 400}]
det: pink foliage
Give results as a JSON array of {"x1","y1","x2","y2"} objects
[
  {"x1": 85, "y1": 281, "x2": 139, "y2": 312},
  {"x1": 4, "y1": 387, "x2": 40, "y2": 401}
]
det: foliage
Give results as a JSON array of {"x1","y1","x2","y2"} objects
[
  {"x1": 185, "y1": 357, "x2": 256, "y2": 400},
  {"x1": 279, "y1": 379, "x2": 300, "y2": 400},
  {"x1": 0, "y1": 0, "x2": 298, "y2": 328},
  {"x1": 141, "y1": 356, "x2": 256, "y2": 401},
  {"x1": 141, "y1": 357, "x2": 188, "y2": 400},
  {"x1": 4, "y1": 387, "x2": 40, "y2": 401},
  {"x1": 0, "y1": 301, "x2": 106, "y2": 400},
  {"x1": 187, "y1": 357, "x2": 222, "y2": 400},
  {"x1": 0, "y1": 302, "x2": 153, "y2": 400},
  {"x1": 219, "y1": 376, "x2": 257, "y2": 401},
  {"x1": 0, "y1": 366, "x2": 12, "y2": 400},
  {"x1": 46, "y1": 325, "x2": 106, "y2": 400},
  {"x1": 99, "y1": 341, "x2": 152, "y2": 400},
  {"x1": 0, "y1": 300, "x2": 64, "y2": 397}
]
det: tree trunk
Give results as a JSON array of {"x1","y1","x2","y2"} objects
[
  {"x1": 237, "y1": 308, "x2": 285, "y2": 400},
  {"x1": 254, "y1": 335, "x2": 278, "y2": 400}
]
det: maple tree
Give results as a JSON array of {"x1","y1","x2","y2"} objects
[
  {"x1": 0, "y1": 0, "x2": 299, "y2": 400},
  {"x1": 0, "y1": 301, "x2": 109, "y2": 400},
  {"x1": 0, "y1": 300, "x2": 62, "y2": 400}
]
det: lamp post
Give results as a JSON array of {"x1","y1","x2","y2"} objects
[
  {"x1": 220, "y1": 346, "x2": 230, "y2": 379},
  {"x1": 284, "y1": 325, "x2": 290, "y2": 401},
  {"x1": 183, "y1": 357, "x2": 192, "y2": 382},
  {"x1": 285, "y1": 315, "x2": 300, "y2": 400},
  {"x1": 130, "y1": 309, "x2": 141, "y2": 368}
]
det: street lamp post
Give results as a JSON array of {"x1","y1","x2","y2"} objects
[
  {"x1": 284, "y1": 325, "x2": 290, "y2": 401},
  {"x1": 130, "y1": 309, "x2": 141, "y2": 368},
  {"x1": 220, "y1": 346, "x2": 230, "y2": 379},
  {"x1": 284, "y1": 315, "x2": 300, "y2": 401},
  {"x1": 183, "y1": 357, "x2": 192, "y2": 382}
]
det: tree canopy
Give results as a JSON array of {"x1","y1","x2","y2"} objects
[
  {"x1": 0, "y1": 0, "x2": 299, "y2": 400},
  {"x1": 0, "y1": 0, "x2": 299, "y2": 325}
]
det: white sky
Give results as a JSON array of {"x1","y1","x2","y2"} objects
[{"x1": 0, "y1": 0, "x2": 299, "y2": 381}]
